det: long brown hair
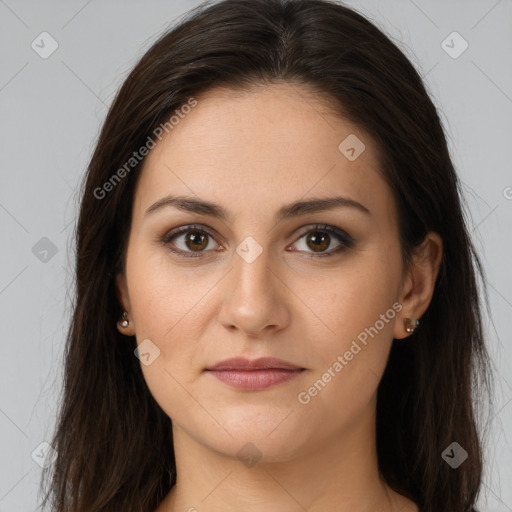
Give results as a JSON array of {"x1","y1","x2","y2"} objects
[{"x1": 39, "y1": 0, "x2": 493, "y2": 510}]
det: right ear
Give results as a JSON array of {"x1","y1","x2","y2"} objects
[
  {"x1": 116, "y1": 272, "x2": 129, "y2": 311},
  {"x1": 115, "y1": 272, "x2": 135, "y2": 336}
]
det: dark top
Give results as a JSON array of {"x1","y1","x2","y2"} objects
[{"x1": 420, "y1": 508, "x2": 477, "y2": 511}]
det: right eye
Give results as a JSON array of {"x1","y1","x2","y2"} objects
[{"x1": 161, "y1": 224, "x2": 222, "y2": 258}]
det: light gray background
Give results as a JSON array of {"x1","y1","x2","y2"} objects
[{"x1": 0, "y1": 0, "x2": 511, "y2": 510}]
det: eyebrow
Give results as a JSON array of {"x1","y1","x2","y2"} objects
[{"x1": 144, "y1": 194, "x2": 370, "y2": 222}]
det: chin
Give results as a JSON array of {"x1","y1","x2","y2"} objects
[
  {"x1": 211, "y1": 433, "x2": 306, "y2": 466},
  {"x1": 203, "y1": 407, "x2": 313, "y2": 461}
]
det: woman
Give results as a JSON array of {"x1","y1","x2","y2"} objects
[{"x1": 39, "y1": 0, "x2": 492, "y2": 510}]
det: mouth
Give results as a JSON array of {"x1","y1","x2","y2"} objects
[
  {"x1": 205, "y1": 357, "x2": 306, "y2": 391},
  {"x1": 206, "y1": 356, "x2": 303, "y2": 371}
]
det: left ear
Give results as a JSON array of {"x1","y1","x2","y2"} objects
[{"x1": 393, "y1": 231, "x2": 443, "y2": 339}]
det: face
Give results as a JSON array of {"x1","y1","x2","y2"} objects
[{"x1": 116, "y1": 82, "x2": 410, "y2": 462}]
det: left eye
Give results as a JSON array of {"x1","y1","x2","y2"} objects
[
  {"x1": 162, "y1": 224, "x2": 353, "y2": 258},
  {"x1": 290, "y1": 225, "x2": 354, "y2": 258}
]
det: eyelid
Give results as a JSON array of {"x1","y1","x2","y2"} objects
[
  {"x1": 160, "y1": 224, "x2": 221, "y2": 258},
  {"x1": 290, "y1": 223, "x2": 355, "y2": 257},
  {"x1": 293, "y1": 223, "x2": 353, "y2": 244},
  {"x1": 160, "y1": 223, "x2": 354, "y2": 258}
]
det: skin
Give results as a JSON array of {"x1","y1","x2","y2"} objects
[{"x1": 116, "y1": 82, "x2": 442, "y2": 512}]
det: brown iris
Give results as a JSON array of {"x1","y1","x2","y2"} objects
[
  {"x1": 185, "y1": 231, "x2": 209, "y2": 251},
  {"x1": 306, "y1": 231, "x2": 330, "y2": 252}
]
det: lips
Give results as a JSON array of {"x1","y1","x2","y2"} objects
[
  {"x1": 205, "y1": 357, "x2": 305, "y2": 391},
  {"x1": 205, "y1": 357, "x2": 303, "y2": 371}
]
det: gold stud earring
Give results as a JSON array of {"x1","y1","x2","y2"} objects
[
  {"x1": 404, "y1": 317, "x2": 419, "y2": 334},
  {"x1": 119, "y1": 311, "x2": 129, "y2": 328}
]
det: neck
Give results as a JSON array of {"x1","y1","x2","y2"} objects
[{"x1": 157, "y1": 395, "x2": 417, "y2": 512}]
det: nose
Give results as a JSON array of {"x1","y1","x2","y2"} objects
[{"x1": 217, "y1": 241, "x2": 290, "y2": 338}]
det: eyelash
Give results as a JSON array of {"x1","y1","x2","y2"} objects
[{"x1": 160, "y1": 223, "x2": 354, "y2": 259}]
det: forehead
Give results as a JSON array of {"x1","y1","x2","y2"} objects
[{"x1": 133, "y1": 82, "x2": 394, "y2": 227}]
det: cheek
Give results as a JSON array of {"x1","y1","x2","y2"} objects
[
  {"x1": 125, "y1": 250, "x2": 211, "y2": 428},
  {"x1": 126, "y1": 246, "x2": 213, "y2": 338},
  {"x1": 293, "y1": 248, "x2": 401, "y2": 410},
  {"x1": 294, "y1": 247, "x2": 401, "y2": 343},
  {"x1": 125, "y1": 248, "x2": 212, "y2": 393}
]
